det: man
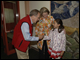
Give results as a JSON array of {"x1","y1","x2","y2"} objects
[{"x1": 12, "y1": 9, "x2": 43, "y2": 59}]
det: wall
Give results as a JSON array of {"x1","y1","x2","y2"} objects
[
  {"x1": 29, "y1": 1, "x2": 50, "y2": 13},
  {"x1": 19, "y1": 1, "x2": 26, "y2": 19}
]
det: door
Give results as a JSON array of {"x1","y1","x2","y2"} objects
[{"x1": 1, "y1": 1, "x2": 20, "y2": 55}]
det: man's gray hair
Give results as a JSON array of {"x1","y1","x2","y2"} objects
[{"x1": 29, "y1": 9, "x2": 40, "y2": 16}]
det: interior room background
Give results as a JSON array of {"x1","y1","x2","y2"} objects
[
  {"x1": 23, "y1": 1, "x2": 79, "y2": 36},
  {"x1": 1, "y1": 1, "x2": 79, "y2": 59}
]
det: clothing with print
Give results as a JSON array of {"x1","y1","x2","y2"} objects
[
  {"x1": 35, "y1": 15, "x2": 54, "y2": 50},
  {"x1": 43, "y1": 29, "x2": 66, "y2": 59}
]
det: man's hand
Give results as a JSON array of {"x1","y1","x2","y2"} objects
[{"x1": 38, "y1": 35, "x2": 44, "y2": 41}]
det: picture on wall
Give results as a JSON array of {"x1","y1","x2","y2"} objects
[{"x1": 51, "y1": 1, "x2": 79, "y2": 19}]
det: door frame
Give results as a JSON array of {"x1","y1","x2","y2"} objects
[{"x1": 1, "y1": 1, "x2": 20, "y2": 55}]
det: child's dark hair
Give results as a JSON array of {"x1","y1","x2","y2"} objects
[{"x1": 53, "y1": 18, "x2": 64, "y2": 33}]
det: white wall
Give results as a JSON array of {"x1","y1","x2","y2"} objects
[
  {"x1": 19, "y1": 1, "x2": 26, "y2": 19},
  {"x1": 19, "y1": 1, "x2": 51, "y2": 19},
  {"x1": 29, "y1": 1, "x2": 50, "y2": 13}
]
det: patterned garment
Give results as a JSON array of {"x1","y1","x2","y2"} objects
[
  {"x1": 48, "y1": 47, "x2": 62, "y2": 59},
  {"x1": 35, "y1": 15, "x2": 54, "y2": 50},
  {"x1": 43, "y1": 29, "x2": 66, "y2": 59}
]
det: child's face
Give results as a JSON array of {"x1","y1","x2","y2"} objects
[{"x1": 52, "y1": 20, "x2": 60, "y2": 29}]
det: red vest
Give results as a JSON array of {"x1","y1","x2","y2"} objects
[{"x1": 12, "y1": 15, "x2": 33, "y2": 52}]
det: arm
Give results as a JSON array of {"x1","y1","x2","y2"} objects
[
  {"x1": 61, "y1": 30, "x2": 66, "y2": 51},
  {"x1": 50, "y1": 16, "x2": 55, "y2": 25},
  {"x1": 60, "y1": 30, "x2": 66, "y2": 56},
  {"x1": 43, "y1": 30, "x2": 52, "y2": 40},
  {"x1": 35, "y1": 22, "x2": 39, "y2": 36},
  {"x1": 21, "y1": 23, "x2": 39, "y2": 41}
]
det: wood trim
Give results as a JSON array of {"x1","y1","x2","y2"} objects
[
  {"x1": 3, "y1": 1, "x2": 20, "y2": 32},
  {"x1": 1, "y1": 1, "x2": 6, "y2": 48},
  {"x1": 17, "y1": 1, "x2": 20, "y2": 22},
  {"x1": 1, "y1": 1, "x2": 20, "y2": 55},
  {"x1": 1, "y1": 1, "x2": 9, "y2": 54},
  {"x1": 50, "y1": 1, "x2": 51, "y2": 16},
  {"x1": 2, "y1": 1, "x2": 7, "y2": 32},
  {"x1": 25, "y1": 1, "x2": 29, "y2": 15}
]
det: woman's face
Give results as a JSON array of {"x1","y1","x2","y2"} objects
[{"x1": 42, "y1": 12, "x2": 48, "y2": 18}]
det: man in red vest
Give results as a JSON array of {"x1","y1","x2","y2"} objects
[{"x1": 12, "y1": 9, "x2": 43, "y2": 59}]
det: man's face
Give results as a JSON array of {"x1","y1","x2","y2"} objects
[{"x1": 32, "y1": 13, "x2": 40, "y2": 23}]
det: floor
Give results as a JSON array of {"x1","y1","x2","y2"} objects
[{"x1": 1, "y1": 38, "x2": 39, "y2": 59}]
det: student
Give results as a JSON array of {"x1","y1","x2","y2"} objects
[
  {"x1": 12, "y1": 9, "x2": 44, "y2": 59},
  {"x1": 35, "y1": 7, "x2": 54, "y2": 59},
  {"x1": 43, "y1": 19, "x2": 66, "y2": 59}
]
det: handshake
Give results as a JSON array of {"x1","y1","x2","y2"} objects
[{"x1": 38, "y1": 35, "x2": 44, "y2": 41}]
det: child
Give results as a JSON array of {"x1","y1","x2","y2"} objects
[{"x1": 43, "y1": 19, "x2": 66, "y2": 59}]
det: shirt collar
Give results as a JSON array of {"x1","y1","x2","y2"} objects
[{"x1": 30, "y1": 16, "x2": 33, "y2": 24}]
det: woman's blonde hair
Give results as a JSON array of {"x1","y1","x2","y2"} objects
[{"x1": 40, "y1": 7, "x2": 50, "y2": 17}]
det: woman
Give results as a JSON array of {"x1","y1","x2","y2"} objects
[{"x1": 35, "y1": 7, "x2": 54, "y2": 59}]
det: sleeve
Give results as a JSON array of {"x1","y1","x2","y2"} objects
[
  {"x1": 50, "y1": 16, "x2": 55, "y2": 24},
  {"x1": 43, "y1": 30, "x2": 52, "y2": 40},
  {"x1": 61, "y1": 30, "x2": 66, "y2": 51},
  {"x1": 35, "y1": 22, "x2": 39, "y2": 36},
  {"x1": 21, "y1": 23, "x2": 39, "y2": 41}
]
